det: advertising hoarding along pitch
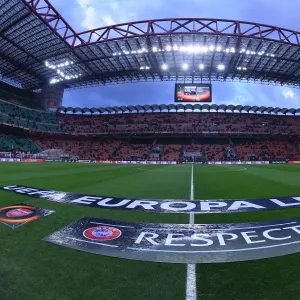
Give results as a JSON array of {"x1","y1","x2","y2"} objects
[
  {"x1": 44, "y1": 217, "x2": 300, "y2": 263},
  {"x1": 3, "y1": 185, "x2": 300, "y2": 214}
]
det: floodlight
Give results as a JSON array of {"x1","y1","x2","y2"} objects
[
  {"x1": 162, "y1": 64, "x2": 168, "y2": 70},
  {"x1": 217, "y1": 64, "x2": 225, "y2": 71}
]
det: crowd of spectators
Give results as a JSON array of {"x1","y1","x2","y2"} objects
[
  {"x1": 1, "y1": 98, "x2": 300, "y2": 161},
  {"x1": 1, "y1": 98, "x2": 300, "y2": 137},
  {"x1": 113, "y1": 142, "x2": 151, "y2": 160},
  {"x1": 233, "y1": 139, "x2": 300, "y2": 160},
  {"x1": 57, "y1": 112, "x2": 300, "y2": 136},
  {"x1": 88, "y1": 139, "x2": 120, "y2": 160},
  {"x1": 0, "y1": 133, "x2": 299, "y2": 161}
]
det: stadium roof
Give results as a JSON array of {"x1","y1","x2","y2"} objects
[
  {"x1": 1, "y1": 0, "x2": 300, "y2": 90},
  {"x1": 57, "y1": 104, "x2": 300, "y2": 115}
]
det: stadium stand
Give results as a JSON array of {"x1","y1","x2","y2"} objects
[
  {"x1": 0, "y1": 96, "x2": 300, "y2": 161},
  {"x1": 0, "y1": 100, "x2": 59, "y2": 132},
  {"x1": 113, "y1": 142, "x2": 151, "y2": 160},
  {"x1": 87, "y1": 139, "x2": 120, "y2": 160},
  {"x1": 56, "y1": 112, "x2": 300, "y2": 136},
  {"x1": 0, "y1": 81, "x2": 43, "y2": 109},
  {"x1": 0, "y1": 134, "x2": 41, "y2": 153},
  {"x1": 33, "y1": 137, "x2": 92, "y2": 158}
]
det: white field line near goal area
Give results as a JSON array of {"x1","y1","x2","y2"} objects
[{"x1": 186, "y1": 164, "x2": 197, "y2": 300}]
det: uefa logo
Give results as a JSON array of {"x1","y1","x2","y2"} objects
[{"x1": 83, "y1": 226, "x2": 122, "y2": 241}]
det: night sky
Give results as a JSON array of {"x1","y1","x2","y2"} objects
[{"x1": 50, "y1": 0, "x2": 300, "y2": 109}]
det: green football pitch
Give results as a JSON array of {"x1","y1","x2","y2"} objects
[{"x1": 1, "y1": 162, "x2": 300, "y2": 300}]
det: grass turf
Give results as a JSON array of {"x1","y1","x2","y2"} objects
[{"x1": 0, "y1": 162, "x2": 300, "y2": 300}]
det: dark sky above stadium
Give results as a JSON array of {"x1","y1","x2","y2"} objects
[{"x1": 50, "y1": 0, "x2": 300, "y2": 109}]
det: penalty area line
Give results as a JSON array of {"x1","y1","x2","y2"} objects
[{"x1": 186, "y1": 164, "x2": 197, "y2": 300}]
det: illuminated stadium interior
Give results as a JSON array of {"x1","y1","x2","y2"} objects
[{"x1": 1, "y1": 1, "x2": 300, "y2": 300}]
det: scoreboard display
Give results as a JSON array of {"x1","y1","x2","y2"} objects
[{"x1": 175, "y1": 83, "x2": 212, "y2": 102}]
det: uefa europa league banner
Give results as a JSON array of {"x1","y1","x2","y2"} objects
[
  {"x1": 44, "y1": 217, "x2": 300, "y2": 263},
  {"x1": 2, "y1": 185, "x2": 300, "y2": 213}
]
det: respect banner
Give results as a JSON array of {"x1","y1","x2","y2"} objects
[{"x1": 44, "y1": 217, "x2": 300, "y2": 263}]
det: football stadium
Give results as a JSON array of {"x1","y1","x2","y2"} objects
[{"x1": 1, "y1": 0, "x2": 300, "y2": 300}]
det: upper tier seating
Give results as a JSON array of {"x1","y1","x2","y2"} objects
[
  {"x1": 0, "y1": 103, "x2": 300, "y2": 138},
  {"x1": 0, "y1": 100, "x2": 59, "y2": 132},
  {"x1": 57, "y1": 112, "x2": 300, "y2": 136}
]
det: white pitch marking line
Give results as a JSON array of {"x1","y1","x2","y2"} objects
[
  {"x1": 68, "y1": 237, "x2": 119, "y2": 248},
  {"x1": 186, "y1": 164, "x2": 197, "y2": 300}
]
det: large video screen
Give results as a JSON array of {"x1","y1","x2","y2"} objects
[{"x1": 175, "y1": 84, "x2": 212, "y2": 102}]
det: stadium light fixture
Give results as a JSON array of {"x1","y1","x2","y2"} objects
[
  {"x1": 199, "y1": 64, "x2": 205, "y2": 70},
  {"x1": 186, "y1": 45, "x2": 193, "y2": 53},
  {"x1": 111, "y1": 45, "x2": 274, "y2": 59},
  {"x1": 45, "y1": 58, "x2": 82, "y2": 84},
  {"x1": 45, "y1": 60, "x2": 74, "y2": 69},
  {"x1": 182, "y1": 63, "x2": 189, "y2": 70},
  {"x1": 162, "y1": 64, "x2": 168, "y2": 70},
  {"x1": 217, "y1": 64, "x2": 225, "y2": 71}
]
